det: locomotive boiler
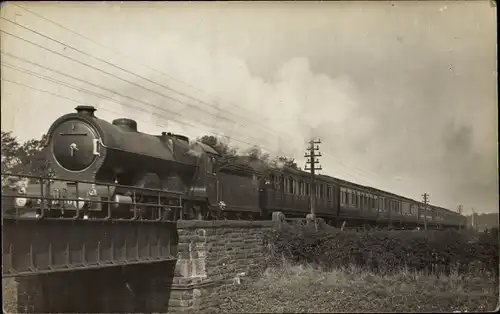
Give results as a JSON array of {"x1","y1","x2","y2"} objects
[{"x1": 15, "y1": 105, "x2": 220, "y2": 220}]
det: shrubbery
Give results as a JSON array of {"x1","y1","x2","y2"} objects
[{"x1": 266, "y1": 221, "x2": 499, "y2": 276}]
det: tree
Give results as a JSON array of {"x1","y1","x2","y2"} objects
[
  {"x1": 13, "y1": 134, "x2": 49, "y2": 175},
  {"x1": 1, "y1": 131, "x2": 20, "y2": 174},
  {"x1": 273, "y1": 156, "x2": 299, "y2": 170},
  {"x1": 1, "y1": 131, "x2": 49, "y2": 188},
  {"x1": 244, "y1": 146, "x2": 299, "y2": 170},
  {"x1": 198, "y1": 134, "x2": 299, "y2": 171},
  {"x1": 198, "y1": 135, "x2": 238, "y2": 160},
  {"x1": 245, "y1": 145, "x2": 270, "y2": 163}
]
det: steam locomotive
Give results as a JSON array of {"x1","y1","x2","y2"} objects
[{"x1": 11, "y1": 105, "x2": 466, "y2": 229}]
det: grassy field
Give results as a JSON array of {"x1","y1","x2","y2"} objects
[
  {"x1": 219, "y1": 263, "x2": 499, "y2": 313},
  {"x1": 2, "y1": 278, "x2": 17, "y2": 314}
]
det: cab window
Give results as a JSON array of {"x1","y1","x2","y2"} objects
[{"x1": 206, "y1": 156, "x2": 215, "y2": 175}]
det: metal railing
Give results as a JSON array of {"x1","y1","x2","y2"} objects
[{"x1": 1, "y1": 172, "x2": 184, "y2": 222}]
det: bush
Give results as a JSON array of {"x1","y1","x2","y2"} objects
[{"x1": 266, "y1": 223, "x2": 499, "y2": 276}]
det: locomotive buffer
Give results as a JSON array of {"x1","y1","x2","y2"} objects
[{"x1": 304, "y1": 139, "x2": 322, "y2": 220}]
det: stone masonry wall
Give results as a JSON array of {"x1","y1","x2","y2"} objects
[{"x1": 172, "y1": 220, "x2": 274, "y2": 313}]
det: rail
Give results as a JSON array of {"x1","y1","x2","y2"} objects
[{"x1": 1, "y1": 172, "x2": 184, "y2": 222}]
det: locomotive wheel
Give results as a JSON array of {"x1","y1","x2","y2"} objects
[{"x1": 193, "y1": 205, "x2": 204, "y2": 220}]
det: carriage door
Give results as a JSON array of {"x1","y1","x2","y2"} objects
[{"x1": 205, "y1": 154, "x2": 219, "y2": 206}]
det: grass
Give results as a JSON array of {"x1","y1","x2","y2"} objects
[
  {"x1": 219, "y1": 262, "x2": 499, "y2": 313},
  {"x1": 2, "y1": 278, "x2": 17, "y2": 314}
]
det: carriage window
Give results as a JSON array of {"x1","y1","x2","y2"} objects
[
  {"x1": 279, "y1": 175, "x2": 284, "y2": 191},
  {"x1": 326, "y1": 186, "x2": 331, "y2": 200},
  {"x1": 269, "y1": 173, "x2": 276, "y2": 188},
  {"x1": 306, "y1": 182, "x2": 310, "y2": 196},
  {"x1": 287, "y1": 177, "x2": 294, "y2": 194}
]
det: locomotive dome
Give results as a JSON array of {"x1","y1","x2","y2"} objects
[{"x1": 112, "y1": 118, "x2": 138, "y2": 132}]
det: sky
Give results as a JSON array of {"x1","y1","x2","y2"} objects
[{"x1": 0, "y1": 1, "x2": 497, "y2": 214}]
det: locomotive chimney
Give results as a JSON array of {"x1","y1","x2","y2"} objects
[
  {"x1": 75, "y1": 105, "x2": 96, "y2": 117},
  {"x1": 112, "y1": 118, "x2": 138, "y2": 132}
]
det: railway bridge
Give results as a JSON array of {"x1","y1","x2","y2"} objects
[{"x1": 1, "y1": 173, "x2": 275, "y2": 313}]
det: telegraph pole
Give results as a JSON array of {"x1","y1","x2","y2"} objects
[
  {"x1": 304, "y1": 139, "x2": 322, "y2": 219},
  {"x1": 422, "y1": 193, "x2": 429, "y2": 231},
  {"x1": 471, "y1": 208, "x2": 477, "y2": 231}
]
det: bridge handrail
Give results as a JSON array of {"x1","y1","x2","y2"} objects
[
  {"x1": 1, "y1": 172, "x2": 184, "y2": 222},
  {"x1": 1, "y1": 172, "x2": 185, "y2": 196}
]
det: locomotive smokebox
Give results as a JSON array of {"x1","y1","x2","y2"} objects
[
  {"x1": 75, "y1": 105, "x2": 97, "y2": 117},
  {"x1": 112, "y1": 118, "x2": 138, "y2": 132}
]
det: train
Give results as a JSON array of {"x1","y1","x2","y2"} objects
[{"x1": 9, "y1": 105, "x2": 466, "y2": 229}]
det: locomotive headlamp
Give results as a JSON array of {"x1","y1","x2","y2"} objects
[
  {"x1": 15, "y1": 197, "x2": 29, "y2": 207},
  {"x1": 88, "y1": 184, "x2": 97, "y2": 196}
]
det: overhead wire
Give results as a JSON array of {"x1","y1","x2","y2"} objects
[
  {"x1": 0, "y1": 30, "x2": 274, "y2": 148},
  {"x1": 0, "y1": 15, "x2": 279, "y2": 138},
  {"x1": 2, "y1": 50, "x2": 389, "y2": 188},
  {"x1": 0, "y1": 15, "x2": 403, "y2": 189},
  {"x1": 10, "y1": 2, "x2": 276, "y2": 133},
  {"x1": 0, "y1": 52, "x2": 269, "y2": 146},
  {"x1": 0, "y1": 62, "x2": 272, "y2": 150},
  {"x1": 2, "y1": 65, "x2": 410, "y2": 199},
  {"x1": 1, "y1": 79, "x2": 156, "y2": 125}
]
